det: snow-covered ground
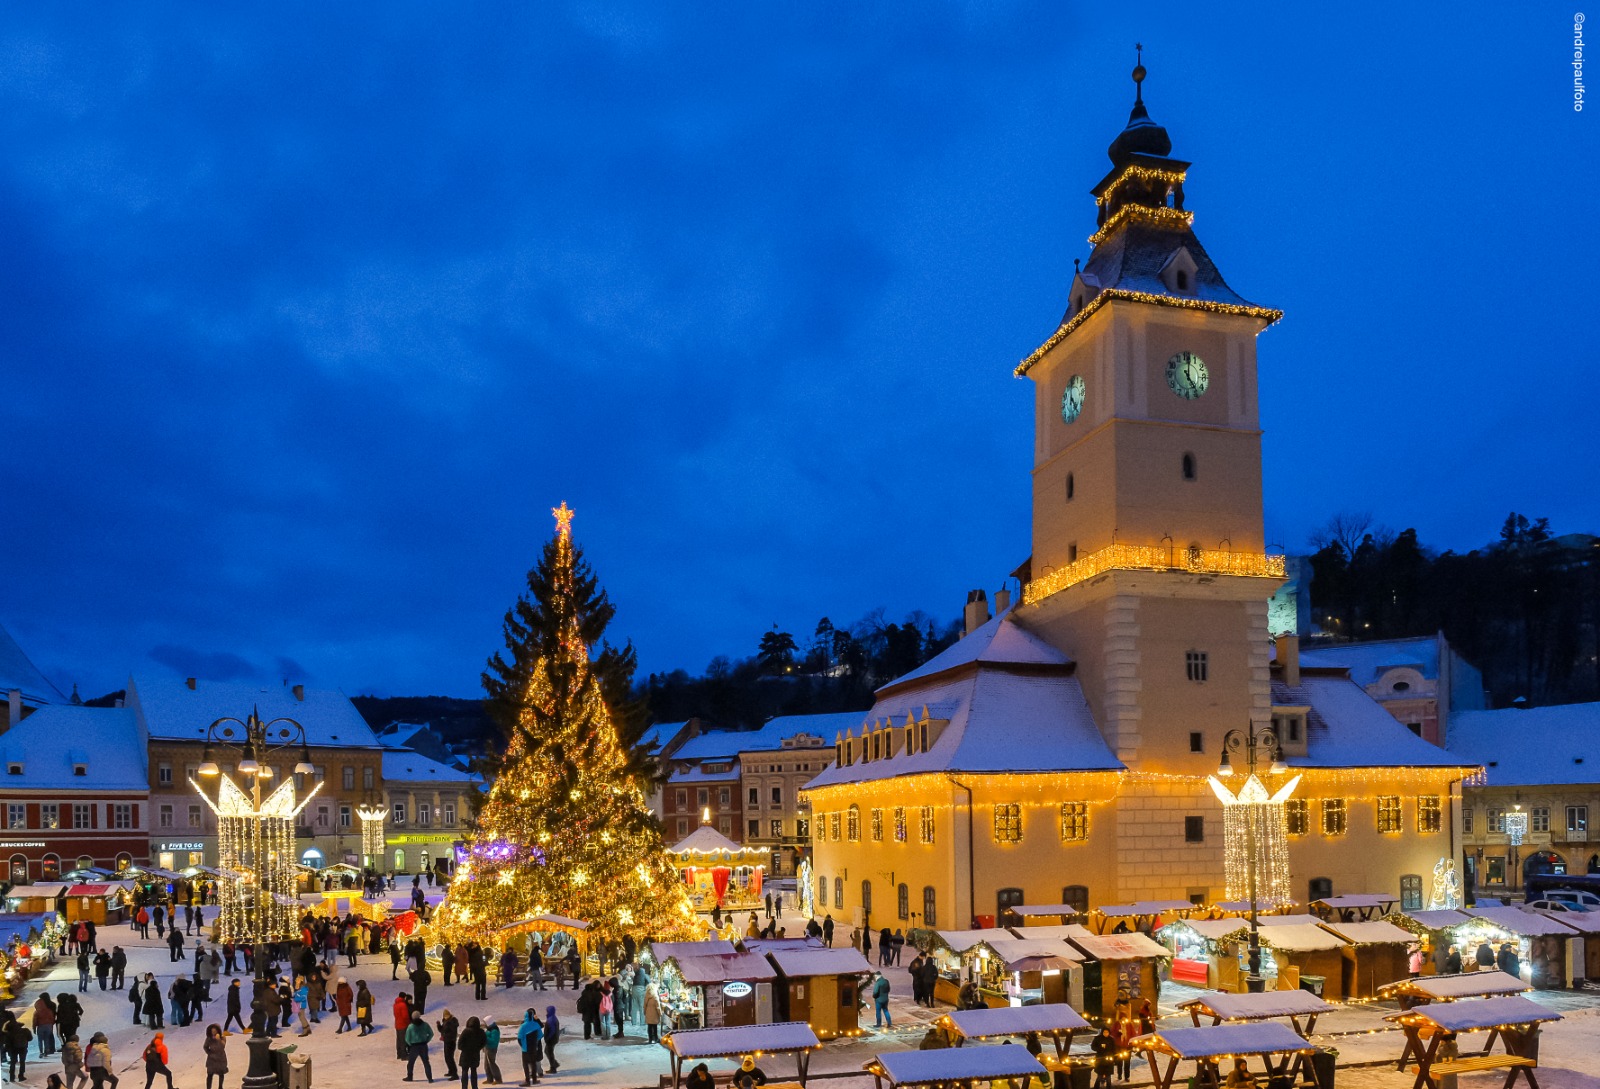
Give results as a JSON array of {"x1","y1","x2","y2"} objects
[{"x1": 7, "y1": 902, "x2": 1600, "y2": 1089}]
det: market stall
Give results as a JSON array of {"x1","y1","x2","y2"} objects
[
  {"x1": 1387, "y1": 994, "x2": 1558, "y2": 1088},
  {"x1": 865, "y1": 1046, "x2": 1047, "y2": 1089},
  {"x1": 1459, "y1": 906, "x2": 1579, "y2": 989},
  {"x1": 1309, "y1": 893, "x2": 1399, "y2": 923},
  {"x1": 743, "y1": 936, "x2": 823, "y2": 954},
  {"x1": 1390, "y1": 908, "x2": 1475, "y2": 974},
  {"x1": 925, "y1": 928, "x2": 1019, "y2": 1006},
  {"x1": 1205, "y1": 900, "x2": 1296, "y2": 921},
  {"x1": 1178, "y1": 989, "x2": 1332, "y2": 1036},
  {"x1": 765, "y1": 946, "x2": 872, "y2": 1038},
  {"x1": 1089, "y1": 900, "x2": 1197, "y2": 936},
  {"x1": 1065, "y1": 931, "x2": 1170, "y2": 1016},
  {"x1": 936, "y1": 1002, "x2": 1090, "y2": 1058},
  {"x1": 667, "y1": 826, "x2": 767, "y2": 913},
  {"x1": 663, "y1": 1021, "x2": 819, "y2": 1088},
  {"x1": 660, "y1": 949, "x2": 778, "y2": 1030},
  {"x1": 308, "y1": 889, "x2": 389, "y2": 922},
  {"x1": 1005, "y1": 903, "x2": 1085, "y2": 926},
  {"x1": 4, "y1": 883, "x2": 68, "y2": 914},
  {"x1": 1318, "y1": 919, "x2": 1415, "y2": 999},
  {"x1": 1159, "y1": 918, "x2": 1248, "y2": 988},
  {"x1": 1129, "y1": 1022, "x2": 1321, "y2": 1089},
  {"x1": 63, "y1": 883, "x2": 129, "y2": 925},
  {"x1": 1247, "y1": 924, "x2": 1349, "y2": 999},
  {"x1": 1376, "y1": 969, "x2": 1527, "y2": 1010},
  {"x1": 967, "y1": 937, "x2": 1084, "y2": 1008},
  {"x1": 1529, "y1": 904, "x2": 1600, "y2": 982},
  {"x1": 0, "y1": 914, "x2": 53, "y2": 1000}
]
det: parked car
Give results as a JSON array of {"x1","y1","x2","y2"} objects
[
  {"x1": 1526, "y1": 899, "x2": 1585, "y2": 913},
  {"x1": 1541, "y1": 889, "x2": 1600, "y2": 910}
]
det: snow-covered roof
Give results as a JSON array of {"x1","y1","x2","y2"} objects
[
  {"x1": 666, "y1": 763, "x2": 741, "y2": 785},
  {"x1": 377, "y1": 721, "x2": 432, "y2": 750},
  {"x1": 1398, "y1": 909, "x2": 1475, "y2": 930},
  {"x1": 1011, "y1": 904, "x2": 1084, "y2": 918},
  {"x1": 1097, "y1": 900, "x2": 1196, "y2": 916},
  {"x1": 0, "y1": 705, "x2": 146, "y2": 790},
  {"x1": 1133, "y1": 1022, "x2": 1311, "y2": 1059},
  {"x1": 1166, "y1": 918, "x2": 1248, "y2": 942},
  {"x1": 668, "y1": 826, "x2": 760, "y2": 856},
  {"x1": 1177, "y1": 990, "x2": 1333, "y2": 1020},
  {"x1": 128, "y1": 676, "x2": 380, "y2": 750},
  {"x1": 742, "y1": 937, "x2": 823, "y2": 953},
  {"x1": 667, "y1": 951, "x2": 778, "y2": 985},
  {"x1": 1300, "y1": 636, "x2": 1440, "y2": 687},
  {"x1": 1313, "y1": 894, "x2": 1398, "y2": 910},
  {"x1": 1076, "y1": 223, "x2": 1263, "y2": 313},
  {"x1": 976, "y1": 937, "x2": 1083, "y2": 970},
  {"x1": 1448, "y1": 702, "x2": 1600, "y2": 786},
  {"x1": 765, "y1": 947, "x2": 872, "y2": 977},
  {"x1": 671, "y1": 713, "x2": 857, "y2": 761},
  {"x1": 1274, "y1": 676, "x2": 1469, "y2": 769},
  {"x1": 1464, "y1": 906, "x2": 1579, "y2": 937},
  {"x1": 1069, "y1": 933, "x2": 1170, "y2": 960},
  {"x1": 649, "y1": 939, "x2": 737, "y2": 963},
  {"x1": 1319, "y1": 920, "x2": 1414, "y2": 945},
  {"x1": 878, "y1": 610, "x2": 1068, "y2": 692},
  {"x1": 5, "y1": 885, "x2": 68, "y2": 899},
  {"x1": 664, "y1": 1021, "x2": 819, "y2": 1058},
  {"x1": 1254, "y1": 924, "x2": 1347, "y2": 953},
  {"x1": 638, "y1": 720, "x2": 688, "y2": 751},
  {"x1": 0, "y1": 621, "x2": 65, "y2": 704},
  {"x1": 1009, "y1": 924, "x2": 1096, "y2": 942},
  {"x1": 804, "y1": 657, "x2": 1120, "y2": 789},
  {"x1": 941, "y1": 1003, "x2": 1090, "y2": 1038},
  {"x1": 935, "y1": 928, "x2": 1018, "y2": 954},
  {"x1": 1389, "y1": 971, "x2": 1527, "y2": 1000},
  {"x1": 1257, "y1": 914, "x2": 1321, "y2": 927},
  {"x1": 1404, "y1": 996, "x2": 1560, "y2": 1032},
  {"x1": 870, "y1": 1046, "x2": 1047, "y2": 1084},
  {"x1": 382, "y1": 750, "x2": 479, "y2": 784}
]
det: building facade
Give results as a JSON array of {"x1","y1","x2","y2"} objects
[
  {"x1": 128, "y1": 676, "x2": 385, "y2": 871},
  {"x1": 1301, "y1": 633, "x2": 1487, "y2": 745},
  {"x1": 381, "y1": 748, "x2": 479, "y2": 876},
  {"x1": 734, "y1": 714, "x2": 848, "y2": 876},
  {"x1": 803, "y1": 66, "x2": 1474, "y2": 932}
]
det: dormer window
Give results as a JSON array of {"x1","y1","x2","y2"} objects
[
  {"x1": 6, "y1": 763, "x2": 21, "y2": 776},
  {"x1": 73, "y1": 764, "x2": 88, "y2": 776},
  {"x1": 1160, "y1": 246, "x2": 1200, "y2": 295}
]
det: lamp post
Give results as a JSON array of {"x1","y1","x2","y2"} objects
[
  {"x1": 193, "y1": 708, "x2": 317, "y2": 1089},
  {"x1": 1217, "y1": 722, "x2": 1286, "y2": 994}
]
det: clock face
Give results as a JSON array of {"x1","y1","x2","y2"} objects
[
  {"x1": 1166, "y1": 351, "x2": 1210, "y2": 399},
  {"x1": 1061, "y1": 374, "x2": 1086, "y2": 423}
]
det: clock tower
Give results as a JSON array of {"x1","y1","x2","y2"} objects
[{"x1": 1013, "y1": 57, "x2": 1285, "y2": 775}]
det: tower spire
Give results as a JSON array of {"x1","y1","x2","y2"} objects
[{"x1": 1133, "y1": 43, "x2": 1145, "y2": 104}]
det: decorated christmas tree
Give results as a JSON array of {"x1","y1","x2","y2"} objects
[{"x1": 434, "y1": 503, "x2": 698, "y2": 945}]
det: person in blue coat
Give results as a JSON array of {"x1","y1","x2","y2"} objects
[{"x1": 515, "y1": 1009, "x2": 543, "y2": 1085}]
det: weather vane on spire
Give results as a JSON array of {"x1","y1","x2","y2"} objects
[
  {"x1": 1133, "y1": 42, "x2": 1146, "y2": 100},
  {"x1": 553, "y1": 501, "x2": 575, "y2": 537}
]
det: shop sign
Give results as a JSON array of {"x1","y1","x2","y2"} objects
[
  {"x1": 0, "y1": 842, "x2": 46, "y2": 849},
  {"x1": 722, "y1": 982, "x2": 752, "y2": 999},
  {"x1": 158, "y1": 842, "x2": 206, "y2": 851}
]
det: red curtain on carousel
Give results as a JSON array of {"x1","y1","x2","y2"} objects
[
  {"x1": 711, "y1": 866, "x2": 731, "y2": 904},
  {"x1": 683, "y1": 867, "x2": 696, "y2": 886},
  {"x1": 749, "y1": 867, "x2": 763, "y2": 899}
]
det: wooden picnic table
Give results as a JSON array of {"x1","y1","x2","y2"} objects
[
  {"x1": 1130, "y1": 1022, "x2": 1321, "y2": 1089},
  {"x1": 1387, "y1": 995, "x2": 1560, "y2": 1089}
]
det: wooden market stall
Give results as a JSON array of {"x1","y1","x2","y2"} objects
[
  {"x1": 1089, "y1": 900, "x2": 1197, "y2": 936},
  {"x1": 1248, "y1": 924, "x2": 1349, "y2": 999},
  {"x1": 1065, "y1": 931, "x2": 1170, "y2": 1016},
  {"x1": 1159, "y1": 918, "x2": 1248, "y2": 988},
  {"x1": 1309, "y1": 893, "x2": 1399, "y2": 923},
  {"x1": 1529, "y1": 903, "x2": 1600, "y2": 983},
  {"x1": 1130, "y1": 1022, "x2": 1322, "y2": 1089},
  {"x1": 967, "y1": 937, "x2": 1084, "y2": 1008},
  {"x1": 4, "y1": 883, "x2": 68, "y2": 915},
  {"x1": 1391, "y1": 908, "x2": 1475, "y2": 974},
  {"x1": 0, "y1": 914, "x2": 54, "y2": 1000},
  {"x1": 1318, "y1": 919, "x2": 1415, "y2": 999},
  {"x1": 936, "y1": 1002, "x2": 1090, "y2": 1058},
  {"x1": 743, "y1": 936, "x2": 822, "y2": 954},
  {"x1": 925, "y1": 928, "x2": 1020, "y2": 1006},
  {"x1": 1387, "y1": 994, "x2": 1559, "y2": 1089},
  {"x1": 865, "y1": 1046, "x2": 1047, "y2": 1089},
  {"x1": 309, "y1": 890, "x2": 389, "y2": 922},
  {"x1": 63, "y1": 883, "x2": 130, "y2": 925},
  {"x1": 1376, "y1": 969, "x2": 1527, "y2": 1010},
  {"x1": 661, "y1": 950, "x2": 778, "y2": 1030},
  {"x1": 667, "y1": 826, "x2": 767, "y2": 913},
  {"x1": 1177, "y1": 989, "x2": 1333, "y2": 1036},
  {"x1": 662, "y1": 1021, "x2": 820, "y2": 1088},
  {"x1": 1459, "y1": 906, "x2": 1580, "y2": 989},
  {"x1": 1004, "y1": 903, "x2": 1085, "y2": 926},
  {"x1": 764, "y1": 945, "x2": 872, "y2": 1038},
  {"x1": 1205, "y1": 900, "x2": 1296, "y2": 921}
]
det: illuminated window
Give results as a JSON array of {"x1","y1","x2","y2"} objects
[
  {"x1": 1377, "y1": 796, "x2": 1402, "y2": 834},
  {"x1": 6, "y1": 805, "x2": 22, "y2": 829},
  {"x1": 993, "y1": 803, "x2": 1022, "y2": 844},
  {"x1": 893, "y1": 807, "x2": 907, "y2": 842},
  {"x1": 847, "y1": 806, "x2": 860, "y2": 842},
  {"x1": 1186, "y1": 651, "x2": 1208, "y2": 682},
  {"x1": 829, "y1": 812, "x2": 840, "y2": 841},
  {"x1": 41, "y1": 804, "x2": 59, "y2": 830},
  {"x1": 1322, "y1": 798, "x2": 1347, "y2": 836},
  {"x1": 919, "y1": 806, "x2": 935, "y2": 844},
  {"x1": 1285, "y1": 798, "x2": 1309, "y2": 836},
  {"x1": 796, "y1": 817, "x2": 809, "y2": 839},
  {"x1": 1418, "y1": 795, "x2": 1442, "y2": 834},
  {"x1": 870, "y1": 808, "x2": 883, "y2": 842},
  {"x1": 770, "y1": 819, "x2": 782, "y2": 838},
  {"x1": 1059, "y1": 802, "x2": 1088, "y2": 842}
]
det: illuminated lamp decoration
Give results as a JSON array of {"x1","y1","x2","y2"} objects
[
  {"x1": 1207, "y1": 771, "x2": 1299, "y2": 908},
  {"x1": 1504, "y1": 807, "x2": 1529, "y2": 847},
  {"x1": 1016, "y1": 288, "x2": 1284, "y2": 376},
  {"x1": 1428, "y1": 858, "x2": 1463, "y2": 911},
  {"x1": 797, "y1": 858, "x2": 814, "y2": 919},
  {"x1": 356, "y1": 805, "x2": 386, "y2": 870},
  {"x1": 1022, "y1": 542, "x2": 1287, "y2": 606},
  {"x1": 196, "y1": 771, "x2": 316, "y2": 945}
]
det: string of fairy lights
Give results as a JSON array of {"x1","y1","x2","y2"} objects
[{"x1": 1022, "y1": 542, "x2": 1287, "y2": 606}]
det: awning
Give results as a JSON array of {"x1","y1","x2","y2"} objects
[
  {"x1": 1177, "y1": 991, "x2": 1334, "y2": 1021},
  {"x1": 938, "y1": 1002, "x2": 1090, "y2": 1039},
  {"x1": 1390, "y1": 995, "x2": 1561, "y2": 1033},
  {"x1": 1131, "y1": 1022, "x2": 1314, "y2": 1059},
  {"x1": 1069, "y1": 932, "x2": 1170, "y2": 960},
  {"x1": 867, "y1": 1046, "x2": 1047, "y2": 1086}
]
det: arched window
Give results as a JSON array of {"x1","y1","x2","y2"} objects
[
  {"x1": 833, "y1": 877, "x2": 843, "y2": 909},
  {"x1": 76, "y1": 855, "x2": 94, "y2": 872},
  {"x1": 861, "y1": 880, "x2": 873, "y2": 918},
  {"x1": 9, "y1": 855, "x2": 27, "y2": 883},
  {"x1": 898, "y1": 883, "x2": 910, "y2": 920},
  {"x1": 114, "y1": 853, "x2": 132, "y2": 873},
  {"x1": 1062, "y1": 885, "x2": 1090, "y2": 915},
  {"x1": 817, "y1": 873, "x2": 827, "y2": 907},
  {"x1": 1066, "y1": 472, "x2": 1075, "y2": 501},
  {"x1": 1308, "y1": 877, "x2": 1334, "y2": 902},
  {"x1": 847, "y1": 805, "x2": 860, "y2": 842},
  {"x1": 923, "y1": 886, "x2": 937, "y2": 927},
  {"x1": 1182, "y1": 453, "x2": 1197, "y2": 481},
  {"x1": 1400, "y1": 874, "x2": 1424, "y2": 912},
  {"x1": 41, "y1": 854, "x2": 60, "y2": 880},
  {"x1": 393, "y1": 847, "x2": 406, "y2": 871},
  {"x1": 300, "y1": 847, "x2": 325, "y2": 870}
]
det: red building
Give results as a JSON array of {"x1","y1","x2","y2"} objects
[{"x1": 0, "y1": 703, "x2": 149, "y2": 881}]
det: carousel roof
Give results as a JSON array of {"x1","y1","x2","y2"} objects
[{"x1": 668, "y1": 825, "x2": 763, "y2": 857}]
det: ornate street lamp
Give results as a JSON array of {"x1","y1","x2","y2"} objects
[
  {"x1": 1208, "y1": 722, "x2": 1298, "y2": 994},
  {"x1": 192, "y1": 709, "x2": 317, "y2": 1089},
  {"x1": 357, "y1": 805, "x2": 387, "y2": 871}
]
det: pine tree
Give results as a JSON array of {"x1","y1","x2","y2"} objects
[{"x1": 436, "y1": 504, "x2": 698, "y2": 945}]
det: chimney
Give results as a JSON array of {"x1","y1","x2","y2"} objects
[
  {"x1": 292, "y1": 684, "x2": 305, "y2": 702},
  {"x1": 3, "y1": 690, "x2": 18, "y2": 735},
  {"x1": 994, "y1": 587, "x2": 1012, "y2": 615},
  {"x1": 963, "y1": 589, "x2": 990, "y2": 636},
  {"x1": 1275, "y1": 634, "x2": 1300, "y2": 687},
  {"x1": 185, "y1": 677, "x2": 197, "y2": 690}
]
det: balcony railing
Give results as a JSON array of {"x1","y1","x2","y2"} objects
[{"x1": 1023, "y1": 543, "x2": 1287, "y2": 606}]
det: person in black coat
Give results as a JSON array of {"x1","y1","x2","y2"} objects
[
  {"x1": 225, "y1": 980, "x2": 246, "y2": 1034},
  {"x1": 457, "y1": 1017, "x2": 486, "y2": 1089},
  {"x1": 469, "y1": 945, "x2": 487, "y2": 1001},
  {"x1": 142, "y1": 976, "x2": 164, "y2": 1029},
  {"x1": 57, "y1": 994, "x2": 83, "y2": 1044},
  {"x1": 111, "y1": 947, "x2": 128, "y2": 990},
  {"x1": 435, "y1": 1010, "x2": 459, "y2": 1079},
  {"x1": 411, "y1": 967, "x2": 433, "y2": 1014},
  {"x1": 168, "y1": 929, "x2": 185, "y2": 963},
  {"x1": 440, "y1": 946, "x2": 455, "y2": 987},
  {"x1": 576, "y1": 982, "x2": 602, "y2": 1040},
  {"x1": 1444, "y1": 944, "x2": 1463, "y2": 974}
]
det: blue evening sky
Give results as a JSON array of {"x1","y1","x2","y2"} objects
[{"x1": 1, "y1": 4, "x2": 1591, "y2": 698}]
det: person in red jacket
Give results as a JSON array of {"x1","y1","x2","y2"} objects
[
  {"x1": 142, "y1": 1033, "x2": 173, "y2": 1089},
  {"x1": 393, "y1": 993, "x2": 413, "y2": 1061}
]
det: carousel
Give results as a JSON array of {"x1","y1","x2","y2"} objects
[{"x1": 667, "y1": 827, "x2": 767, "y2": 914}]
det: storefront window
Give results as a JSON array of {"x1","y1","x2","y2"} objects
[{"x1": 1485, "y1": 856, "x2": 1507, "y2": 885}]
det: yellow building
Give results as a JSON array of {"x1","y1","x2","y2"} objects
[{"x1": 803, "y1": 64, "x2": 1475, "y2": 934}]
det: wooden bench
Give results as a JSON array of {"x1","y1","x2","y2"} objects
[{"x1": 1424, "y1": 1054, "x2": 1536, "y2": 1089}]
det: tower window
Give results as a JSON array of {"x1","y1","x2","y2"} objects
[
  {"x1": 1182, "y1": 453, "x2": 1197, "y2": 481},
  {"x1": 1066, "y1": 472, "x2": 1075, "y2": 501},
  {"x1": 1074, "y1": 293, "x2": 1083, "y2": 312},
  {"x1": 1184, "y1": 816, "x2": 1205, "y2": 843},
  {"x1": 1188, "y1": 731, "x2": 1204, "y2": 753},
  {"x1": 1175, "y1": 269, "x2": 1188, "y2": 291},
  {"x1": 1068, "y1": 542, "x2": 1078, "y2": 563},
  {"x1": 1185, "y1": 651, "x2": 1209, "y2": 682}
]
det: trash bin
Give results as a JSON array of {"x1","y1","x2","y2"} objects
[
  {"x1": 269, "y1": 1045, "x2": 301, "y2": 1089},
  {"x1": 1300, "y1": 974, "x2": 1325, "y2": 997},
  {"x1": 1067, "y1": 1061, "x2": 1092, "y2": 1089},
  {"x1": 1310, "y1": 1047, "x2": 1336, "y2": 1089},
  {"x1": 286, "y1": 1056, "x2": 312, "y2": 1089}
]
